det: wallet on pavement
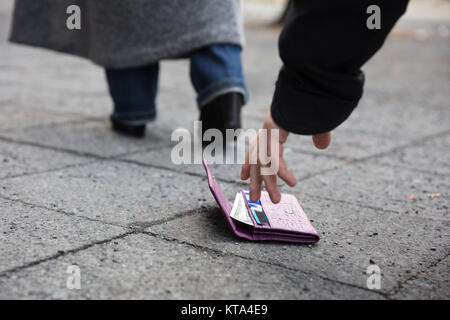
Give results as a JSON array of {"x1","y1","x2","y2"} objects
[{"x1": 203, "y1": 160, "x2": 320, "y2": 243}]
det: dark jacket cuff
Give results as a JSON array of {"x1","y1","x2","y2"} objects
[{"x1": 270, "y1": 67, "x2": 364, "y2": 135}]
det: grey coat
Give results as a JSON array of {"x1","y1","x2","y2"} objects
[{"x1": 9, "y1": 0, "x2": 244, "y2": 68}]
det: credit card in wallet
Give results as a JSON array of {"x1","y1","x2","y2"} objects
[{"x1": 243, "y1": 189, "x2": 270, "y2": 226}]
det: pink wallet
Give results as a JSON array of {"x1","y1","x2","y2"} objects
[{"x1": 203, "y1": 160, "x2": 320, "y2": 243}]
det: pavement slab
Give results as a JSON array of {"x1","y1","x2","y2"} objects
[
  {"x1": 0, "y1": 99, "x2": 84, "y2": 133},
  {"x1": 0, "y1": 140, "x2": 91, "y2": 179},
  {"x1": 0, "y1": 119, "x2": 173, "y2": 158},
  {"x1": 0, "y1": 160, "x2": 238, "y2": 227},
  {"x1": 391, "y1": 255, "x2": 450, "y2": 299},
  {"x1": 288, "y1": 128, "x2": 410, "y2": 161},
  {"x1": 147, "y1": 195, "x2": 449, "y2": 296},
  {"x1": 0, "y1": 233, "x2": 383, "y2": 299},
  {"x1": 121, "y1": 145, "x2": 347, "y2": 185},
  {"x1": 0, "y1": 44, "x2": 108, "y2": 96},
  {"x1": 0, "y1": 84, "x2": 111, "y2": 119},
  {"x1": 290, "y1": 160, "x2": 449, "y2": 220},
  {"x1": 0, "y1": 198, "x2": 126, "y2": 273},
  {"x1": 364, "y1": 37, "x2": 450, "y2": 99},
  {"x1": 337, "y1": 94, "x2": 449, "y2": 141},
  {"x1": 373, "y1": 134, "x2": 450, "y2": 176},
  {"x1": 283, "y1": 96, "x2": 449, "y2": 161}
]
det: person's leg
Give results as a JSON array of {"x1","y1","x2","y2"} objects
[
  {"x1": 190, "y1": 44, "x2": 248, "y2": 136},
  {"x1": 105, "y1": 63, "x2": 159, "y2": 137}
]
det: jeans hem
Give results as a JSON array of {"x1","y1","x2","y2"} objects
[
  {"x1": 112, "y1": 110, "x2": 157, "y2": 124},
  {"x1": 197, "y1": 78, "x2": 248, "y2": 108}
]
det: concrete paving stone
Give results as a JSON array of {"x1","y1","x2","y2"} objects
[
  {"x1": 0, "y1": 198, "x2": 126, "y2": 272},
  {"x1": 0, "y1": 119, "x2": 174, "y2": 157},
  {"x1": 373, "y1": 134, "x2": 450, "y2": 176},
  {"x1": 277, "y1": 87, "x2": 449, "y2": 161},
  {"x1": 0, "y1": 233, "x2": 383, "y2": 299},
  {"x1": 241, "y1": 94, "x2": 448, "y2": 163},
  {"x1": 2, "y1": 78, "x2": 199, "y2": 125},
  {"x1": 0, "y1": 7, "x2": 11, "y2": 37},
  {"x1": 240, "y1": 28, "x2": 282, "y2": 123},
  {"x1": 363, "y1": 37, "x2": 450, "y2": 98},
  {"x1": 1, "y1": 56, "x2": 198, "y2": 110},
  {"x1": 286, "y1": 126, "x2": 409, "y2": 161},
  {"x1": 0, "y1": 140, "x2": 92, "y2": 179},
  {"x1": 158, "y1": 60, "x2": 198, "y2": 96},
  {"x1": 0, "y1": 100, "x2": 83, "y2": 133},
  {"x1": 156, "y1": 90, "x2": 203, "y2": 128},
  {"x1": 243, "y1": 29, "x2": 281, "y2": 89},
  {"x1": 147, "y1": 194, "x2": 449, "y2": 295},
  {"x1": 0, "y1": 45, "x2": 108, "y2": 95},
  {"x1": 291, "y1": 161, "x2": 450, "y2": 220},
  {"x1": 338, "y1": 93, "x2": 449, "y2": 140},
  {"x1": 1, "y1": 84, "x2": 111, "y2": 118},
  {"x1": 391, "y1": 256, "x2": 450, "y2": 299},
  {"x1": 1, "y1": 71, "x2": 204, "y2": 130},
  {"x1": 121, "y1": 144, "x2": 346, "y2": 184},
  {"x1": 0, "y1": 160, "x2": 237, "y2": 226}
]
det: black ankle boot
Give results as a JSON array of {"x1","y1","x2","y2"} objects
[
  {"x1": 200, "y1": 92, "x2": 243, "y2": 138},
  {"x1": 110, "y1": 115, "x2": 146, "y2": 138}
]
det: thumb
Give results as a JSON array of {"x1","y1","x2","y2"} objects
[{"x1": 312, "y1": 132, "x2": 331, "y2": 150}]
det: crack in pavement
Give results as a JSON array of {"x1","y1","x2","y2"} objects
[
  {"x1": 386, "y1": 251, "x2": 450, "y2": 298},
  {"x1": 0, "y1": 159, "x2": 100, "y2": 181},
  {"x1": 126, "y1": 208, "x2": 204, "y2": 232},
  {"x1": 142, "y1": 229, "x2": 388, "y2": 299},
  {"x1": 303, "y1": 192, "x2": 450, "y2": 223},
  {"x1": 0, "y1": 198, "x2": 211, "y2": 276},
  {"x1": 0, "y1": 231, "x2": 135, "y2": 278},
  {"x1": 0, "y1": 194, "x2": 206, "y2": 233},
  {"x1": 0, "y1": 194, "x2": 126, "y2": 229},
  {"x1": 0, "y1": 116, "x2": 103, "y2": 135},
  {"x1": 0, "y1": 133, "x2": 169, "y2": 162},
  {"x1": 371, "y1": 162, "x2": 450, "y2": 177}
]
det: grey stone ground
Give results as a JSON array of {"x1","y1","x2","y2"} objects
[{"x1": 0, "y1": 0, "x2": 449, "y2": 299}]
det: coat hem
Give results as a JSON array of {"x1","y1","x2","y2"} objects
[{"x1": 9, "y1": 30, "x2": 243, "y2": 69}]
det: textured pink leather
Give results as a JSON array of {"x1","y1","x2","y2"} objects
[
  {"x1": 203, "y1": 160, "x2": 320, "y2": 243},
  {"x1": 259, "y1": 192, "x2": 318, "y2": 235}
]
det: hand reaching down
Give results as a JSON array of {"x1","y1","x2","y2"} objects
[{"x1": 240, "y1": 113, "x2": 331, "y2": 204}]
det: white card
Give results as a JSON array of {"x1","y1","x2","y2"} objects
[{"x1": 229, "y1": 192, "x2": 254, "y2": 226}]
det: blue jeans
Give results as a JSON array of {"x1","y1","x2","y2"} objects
[{"x1": 105, "y1": 44, "x2": 248, "y2": 124}]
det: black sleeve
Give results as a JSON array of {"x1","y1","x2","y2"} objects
[{"x1": 270, "y1": 0, "x2": 409, "y2": 135}]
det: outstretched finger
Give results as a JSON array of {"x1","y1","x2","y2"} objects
[
  {"x1": 262, "y1": 173, "x2": 281, "y2": 203},
  {"x1": 249, "y1": 164, "x2": 263, "y2": 202},
  {"x1": 241, "y1": 137, "x2": 257, "y2": 180},
  {"x1": 240, "y1": 155, "x2": 251, "y2": 180},
  {"x1": 277, "y1": 158, "x2": 297, "y2": 187}
]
